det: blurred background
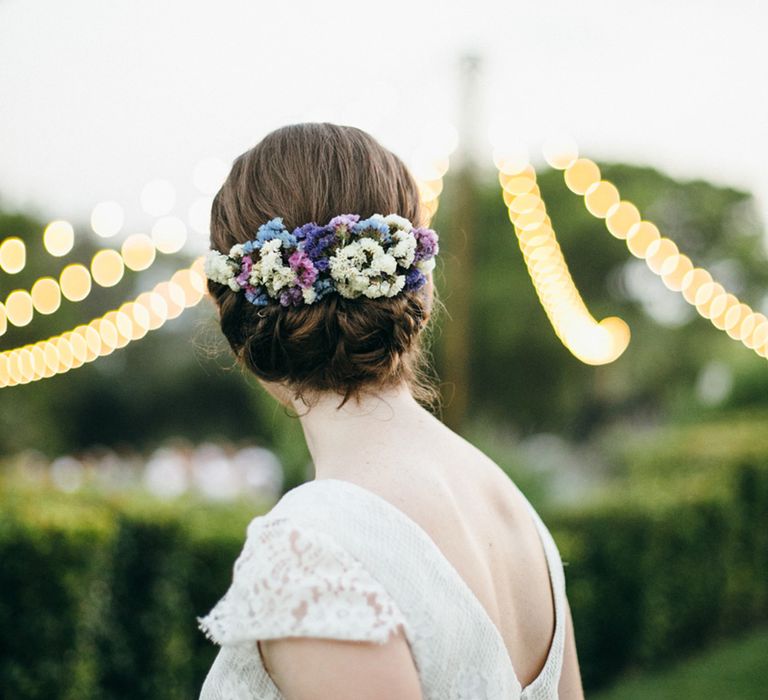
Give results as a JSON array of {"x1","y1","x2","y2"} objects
[{"x1": 1, "y1": 1, "x2": 767, "y2": 698}]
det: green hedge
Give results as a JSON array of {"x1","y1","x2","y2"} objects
[
  {"x1": 0, "y1": 490, "x2": 256, "y2": 700},
  {"x1": 548, "y1": 456, "x2": 768, "y2": 691},
  {"x1": 1, "y1": 452, "x2": 767, "y2": 697}
]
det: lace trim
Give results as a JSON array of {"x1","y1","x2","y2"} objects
[{"x1": 198, "y1": 515, "x2": 409, "y2": 648}]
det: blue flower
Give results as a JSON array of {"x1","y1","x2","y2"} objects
[
  {"x1": 404, "y1": 267, "x2": 426, "y2": 291},
  {"x1": 253, "y1": 217, "x2": 298, "y2": 251},
  {"x1": 312, "y1": 276, "x2": 335, "y2": 300},
  {"x1": 301, "y1": 225, "x2": 337, "y2": 265},
  {"x1": 245, "y1": 287, "x2": 270, "y2": 306},
  {"x1": 293, "y1": 222, "x2": 322, "y2": 242},
  {"x1": 351, "y1": 215, "x2": 389, "y2": 237}
]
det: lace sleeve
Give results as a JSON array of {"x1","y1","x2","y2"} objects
[{"x1": 197, "y1": 515, "x2": 408, "y2": 648}]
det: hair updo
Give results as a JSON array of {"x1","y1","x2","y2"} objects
[{"x1": 206, "y1": 122, "x2": 443, "y2": 414}]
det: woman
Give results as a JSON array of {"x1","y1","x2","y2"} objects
[{"x1": 198, "y1": 122, "x2": 584, "y2": 699}]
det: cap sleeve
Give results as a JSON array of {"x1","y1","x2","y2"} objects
[{"x1": 198, "y1": 515, "x2": 408, "y2": 647}]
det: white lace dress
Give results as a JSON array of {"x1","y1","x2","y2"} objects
[{"x1": 198, "y1": 478, "x2": 567, "y2": 700}]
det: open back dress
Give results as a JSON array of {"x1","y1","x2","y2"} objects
[{"x1": 198, "y1": 477, "x2": 568, "y2": 700}]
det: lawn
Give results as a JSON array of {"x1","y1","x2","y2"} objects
[{"x1": 591, "y1": 627, "x2": 768, "y2": 700}]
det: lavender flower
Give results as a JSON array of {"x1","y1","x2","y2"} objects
[
  {"x1": 288, "y1": 249, "x2": 319, "y2": 288},
  {"x1": 235, "y1": 255, "x2": 253, "y2": 288},
  {"x1": 301, "y1": 224, "x2": 337, "y2": 268},
  {"x1": 404, "y1": 266, "x2": 427, "y2": 291},
  {"x1": 278, "y1": 285, "x2": 304, "y2": 307},
  {"x1": 328, "y1": 213, "x2": 361, "y2": 231},
  {"x1": 412, "y1": 226, "x2": 439, "y2": 262}
]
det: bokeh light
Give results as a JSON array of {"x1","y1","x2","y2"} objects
[
  {"x1": 0, "y1": 237, "x2": 26, "y2": 273},
  {"x1": 30, "y1": 277, "x2": 62, "y2": 315},
  {"x1": 151, "y1": 216, "x2": 187, "y2": 254},
  {"x1": 59, "y1": 263, "x2": 92, "y2": 302},
  {"x1": 91, "y1": 249, "x2": 125, "y2": 287},
  {"x1": 121, "y1": 233, "x2": 156, "y2": 271},
  {"x1": 90, "y1": 201, "x2": 125, "y2": 238},
  {"x1": 43, "y1": 220, "x2": 75, "y2": 256}
]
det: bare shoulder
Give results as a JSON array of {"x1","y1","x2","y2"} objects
[{"x1": 258, "y1": 626, "x2": 423, "y2": 700}]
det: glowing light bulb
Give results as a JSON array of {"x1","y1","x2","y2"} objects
[
  {"x1": 5, "y1": 290, "x2": 34, "y2": 326},
  {"x1": 121, "y1": 233, "x2": 156, "y2": 271},
  {"x1": 43, "y1": 220, "x2": 75, "y2": 256},
  {"x1": 0, "y1": 237, "x2": 26, "y2": 274},
  {"x1": 59, "y1": 264, "x2": 92, "y2": 302},
  {"x1": 152, "y1": 216, "x2": 187, "y2": 254},
  {"x1": 91, "y1": 249, "x2": 125, "y2": 287},
  {"x1": 31, "y1": 278, "x2": 62, "y2": 315},
  {"x1": 564, "y1": 159, "x2": 601, "y2": 195},
  {"x1": 91, "y1": 201, "x2": 124, "y2": 238}
]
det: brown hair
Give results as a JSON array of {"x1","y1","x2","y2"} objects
[{"x1": 206, "y1": 122, "x2": 444, "y2": 415}]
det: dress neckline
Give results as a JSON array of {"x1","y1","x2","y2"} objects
[{"x1": 304, "y1": 477, "x2": 564, "y2": 696}]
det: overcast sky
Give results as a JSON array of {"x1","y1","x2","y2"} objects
[{"x1": 0, "y1": 0, "x2": 766, "y2": 254}]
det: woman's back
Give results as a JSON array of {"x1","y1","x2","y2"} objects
[
  {"x1": 303, "y1": 413, "x2": 583, "y2": 698},
  {"x1": 318, "y1": 416, "x2": 555, "y2": 687}
]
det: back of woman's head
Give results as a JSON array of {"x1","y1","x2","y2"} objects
[{"x1": 207, "y1": 122, "x2": 443, "y2": 413}]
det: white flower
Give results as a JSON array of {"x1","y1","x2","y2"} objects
[
  {"x1": 416, "y1": 257, "x2": 436, "y2": 274},
  {"x1": 371, "y1": 252, "x2": 397, "y2": 275},
  {"x1": 229, "y1": 243, "x2": 245, "y2": 258},
  {"x1": 389, "y1": 274, "x2": 406, "y2": 296},
  {"x1": 388, "y1": 229, "x2": 417, "y2": 267},
  {"x1": 329, "y1": 238, "x2": 404, "y2": 299},
  {"x1": 261, "y1": 239, "x2": 282, "y2": 255},
  {"x1": 204, "y1": 250, "x2": 237, "y2": 286},
  {"x1": 269, "y1": 265, "x2": 297, "y2": 293},
  {"x1": 383, "y1": 214, "x2": 413, "y2": 232},
  {"x1": 302, "y1": 286, "x2": 317, "y2": 304},
  {"x1": 240, "y1": 238, "x2": 298, "y2": 296}
]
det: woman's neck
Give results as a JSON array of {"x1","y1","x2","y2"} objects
[{"x1": 291, "y1": 380, "x2": 438, "y2": 481}]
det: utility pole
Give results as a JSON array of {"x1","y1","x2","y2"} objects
[{"x1": 440, "y1": 51, "x2": 481, "y2": 431}]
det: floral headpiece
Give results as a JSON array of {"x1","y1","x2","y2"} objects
[{"x1": 203, "y1": 213, "x2": 439, "y2": 307}]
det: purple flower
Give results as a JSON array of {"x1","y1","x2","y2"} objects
[
  {"x1": 412, "y1": 227, "x2": 439, "y2": 263},
  {"x1": 235, "y1": 255, "x2": 253, "y2": 288},
  {"x1": 301, "y1": 225, "x2": 337, "y2": 266},
  {"x1": 288, "y1": 249, "x2": 319, "y2": 288},
  {"x1": 328, "y1": 213, "x2": 360, "y2": 230},
  {"x1": 404, "y1": 266, "x2": 427, "y2": 291},
  {"x1": 278, "y1": 285, "x2": 304, "y2": 307},
  {"x1": 292, "y1": 222, "x2": 321, "y2": 242}
]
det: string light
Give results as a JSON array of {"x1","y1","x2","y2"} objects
[
  {"x1": 410, "y1": 151, "x2": 452, "y2": 224},
  {"x1": 553, "y1": 150, "x2": 768, "y2": 360},
  {"x1": 0, "y1": 258, "x2": 207, "y2": 388},
  {"x1": 494, "y1": 145, "x2": 630, "y2": 365}
]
